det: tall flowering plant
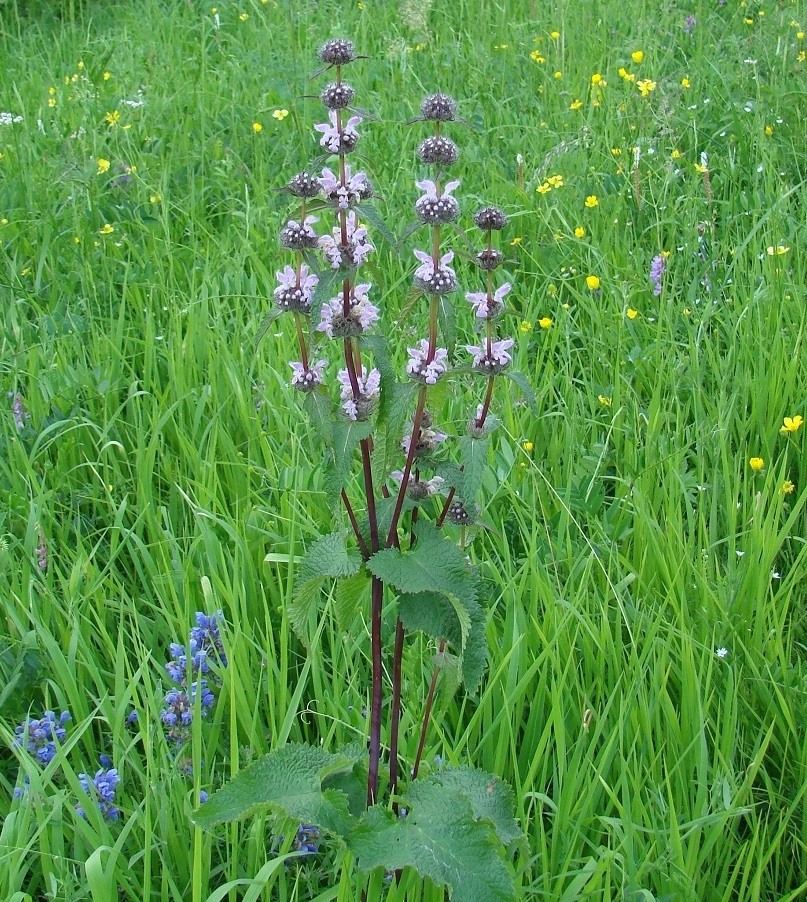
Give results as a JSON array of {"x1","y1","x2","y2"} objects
[{"x1": 194, "y1": 39, "x2": 527, "y2": 901}]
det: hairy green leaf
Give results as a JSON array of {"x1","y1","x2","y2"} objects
[
  {"x1": 324, "y1": 419, "x2": 373, "y2": 500},
  {"x1": 350, "y1": 779, "x2": 517, "y2": 902},
  {"x1": 457, "y1": 434, "x2": 491, "y2": 504},
  {"x1": 299, "y1": 533, "x2": 362, "y2": 583},
  {"x1": 334, "y1": 570, "x2": 371, "y2": 632},
  {"x1": 430, "y1": 767, "x2": 522, "y2": 847},
  {"x1": 192, "y1": 743, "x2": 364, "y2": 836},
  {"x1": 397, "y1": 592, "x2": 463, "y2": 647}
]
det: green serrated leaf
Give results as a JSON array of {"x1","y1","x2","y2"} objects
[
  {"x1": 299, "y1": 533, "x2": 362, "y2": 583},
  {"x1": 334, "y1": 570, "x2": 371, "y2": 632},
  {"x1": 304, "y1": 392, "x2": 333, "y2": 446},
  {"x1": 503, "y1": 370, "x2": 538, "y2": 414},
  {"x1": 193, "y1": 743, "x2": 363, "y2": 836},
  {"x1": 287, "y1": 579, "x2": 324, "y2": 645},
  {"x1": 431, "y1": 767, "x2": 523, "y2": 847},
  {"x1": 457, "y1": 434, "x2": 491, "y2": 504},
  {"x1": 325, "y1": 420, "x2": 374, "y2": 500},
  {"x1": 366, "y1": 522, "x2": 474, "y2": 600},
  {"x1": 397, "y1": 592, "x2": 463, "y2": 647},
  {"x1": 350, "y1": 779, "x2": 516, "y2": 902}
]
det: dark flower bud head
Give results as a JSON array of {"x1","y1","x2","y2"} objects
[
  {"x1": 418, "y1": 136, "x2": 459, "y2": 167},
  {"x1": 279, "y1": 215, "x2": 319, "y2": 250},
  {"x1": 318, "y1": 38, "x2": 357, "y2": 66},
  {"x1": 420, "y1": 93, "x2": 458, "y2": 122},
  {"x1": 321, "y1": 82, "x2": 355, "y2": 110},
  {"x1": 476, "y1": 249, "x2": 505, "y2": 271},
  {"x1": 473, "y1": 206, "x2": 509, "y2": 231},
  {"x1": 287, "y1": 171, "x2": 321, "y2": 198},
  {"x1": 447, "y1": 500, "x2": 475, "y2": 526}
]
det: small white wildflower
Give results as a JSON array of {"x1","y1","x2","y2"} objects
[{"x1": 716, "y1": 647, "x2": 728, "y2": 659}]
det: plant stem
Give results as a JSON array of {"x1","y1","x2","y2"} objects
[
  {"x1": 412, "y1": 638, "x2": 446, "y2": 780},
  {"x1": 367, "y1": 574, "x2": 384, "y2": 806},
  {"x1": 389, "y1": 616, "x2": 405, "y2": 804}
]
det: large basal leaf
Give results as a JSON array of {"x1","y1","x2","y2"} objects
[
  {"x1": 193, "y1": 742, "x2": 363, "y2": 837},
  {"x1": 350, "y1": 778, "x2": 517, "y2": 902},
  {"x1": 397, "y1": 591, "x2": 463, "y2": 648},
  {"x1": 430, "y1": 767, "x2": 523, "y2": 848}
]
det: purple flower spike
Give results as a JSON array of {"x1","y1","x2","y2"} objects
[
  {"x1": 314, "y1": 111, "x2": 362, "y2": 155},
  {"x1": 319, "y1": 164, "x2": 372, "y2": 209},
  {"x1": 414, "y1": 179, "x2": 460, "y2": 224},
  {"x1": 317, "y1": 283, "x2": 379, "y2": 338},
  {"x1": 336, "y1": 366, "x2": 381, "y2": 420},
  {"x1": 406, "y1": 339, "x2": 449, "y2": 384},
  {"x1": 466, "y1": 338, "x2": 514, "y2": 374},
  {"x1": 290, "y1": 359, "x2": 327, "y2": 392},
  {"x1": 413, "y1": 249, "x2": 457, "y2": 295},
  {"x1": 274, "y1": 263, "x2": 319, "y2": 313},
  {"x1": 318, "y1": 212, "x2": 374, "y2": 269},
  {"x1": 650, "y1": 254, "x2": 666, "y2": 295},
  {"x1": 77, "y1": 767, "x2": 121, "y2": 821},
  {"x1": 465, "y1": 282, "x2": 510, "y2": 319}
]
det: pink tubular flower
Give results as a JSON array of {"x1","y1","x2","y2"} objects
[
  {"x1": 465, "y1": 282, "x2": 511, "y2": 318},
  {"x1": 406, "y1": 339, "x2": 449, "y2": 385},
  {"x1": 413, "y1": 248, "x2": 458, "y2": 295},
  {"x1": 279, "y1": 215, "x2": 319, "y2": 250},
  {"x1": 336, "y1": 366, "x2": 381, "y2": 420},
  {"x1": 414, "y1": 179, "x2": 460, "y2": 224},
  {"x1": 274, "y1": 263, "x2": 319, "y2": 313},
  {"x1": 466, "y1": 337, "x2": 514, "y2": 373},
  {"x1": 289, "y1": 359, "x2": 327, "y2": 392},
  {"x1": 319, "y1": 164, "x2": 372, "y2": 209},
  {"x1": 316, "y1": 283, "x2": 379, "y2": 338},
  {"x1": 314, "y1": 111, "x2": 362, "y2": 155},
  {"x1": 318, "y1": 212, "x2": 374, "y2": 269}
]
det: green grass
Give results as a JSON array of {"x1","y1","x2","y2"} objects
[{"x1": 1, "y1": 0, "x2": 806, "y2": 898}]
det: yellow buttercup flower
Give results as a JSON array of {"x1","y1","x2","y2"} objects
[
  {"x1": 766, "y1": 245, "x2": 790, "y2": 256},
  {"x1": 749, "y1": 457, "x2": 764, "y2": 472},
  {"x1": 523, "y1": 441, "x2": 534, "y2": 452},
  {"x1": 530, "y1": 50, "x2": 545, "y2": 63},
  {"x1": 672, "y1": 149, "x2": 681, "y2": 159},
  {"x1": 103, "y1": 71, "x2": 111, "y2": 81},
  {"x1": 764, "y1": 125, "x2": 773, "y2": 136},
  {"x1": 585, "y1": 195, "x2": 599, "y2": 208},
  {"x1": 626, "y1": 308, "x2": 638, "y2": 319},
  {"x1": 547, "y1": 174, "x2": 564, "y2": 188},
  {"x1": 510, "y1": 236, "x2": 523, "y2": 246},
  {"x1": 554, "y1": 70, "x2": 562, "y2": 79},
  {"x1": 681, "y1": 77, "x2": 691, "y2": 88},
  {"x1": 598, "y1": 395, "x2": 612, "y2": 407},
  {"x1": 586, "y1": 275, "x2": 601, "y2": 290},
  {"x1": 97, "y1": 158, "x2": 111, "y2": 174},
  {"x1": 570, "y1": 99, "x2": 583, "y2": 110},
  {"x1": 252, "y1": 121, "x2": 263, "y2": 132},
  {"x1": 273, "y1": 109, "x2": 289, "y2": 120},
  {"x1": 550, "y1": 30, "x2": 560, "y2": 39},
  {"x1": 780, "y1": 480, "x2": 796, "y2": 495},
  {"x1": 520, "y1": 320, "x2": 533, "y2": 333},
  {"x1": 104, "y1": 109, "x2": 120, "y2": 126},
  {"x1": 536, "y1": 182, "x2": 551, "y2": 194},
  {"x1": 780, "y1": 415, "x2": 804, "y2": 434},
  {"x1": 539, "y1": 317, "x2": 553, "y2": 330},
  {"x1": 100, "y1": 223, "x2": 115, "y2": 235},
  {"x1": 239, "y1": 12, "x2": 249, "y2": 20},
  {"x1": 631, "y1": 50, "x2": 644, "y2": 64},
  {"x1": 574, "y1": 226, "x2": 586, "y2": 238},
  {"x1": 637, "y1": 79, "x2": 656, "y2": 97},
  {"x1": 591, "y1": 73, "x2": 603, "y2": 85}
]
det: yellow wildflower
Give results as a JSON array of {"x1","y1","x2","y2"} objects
[
  {"x1": 764, "y1": 125, "x2": 773, "y2": 135},
  {"x1": 626, "y1": 308, "x2": 638, "y2": 320},
  {"x1": 749, "y1": 457, "x2": 764, "y2": 472},
  {"x1": 239, "y1": 12, "x2": 249, "y2": 20},
  {"x1": 103, "y1": 71, "x2": 111, "y2": 81},
  {"x1": 570, "y1": 99, "x2": 583, "y2": 110},
  {"x1": 672, "y1": 149, "x2": 681, "y2": 159},
  {"x1": 97, "y1": 158, "x2": 111, "y2": 174},
  {"x1": 591, "y1": 73, "x2": 603, "y2": 85},
  {"x1": 574, "y1": 226, "x2": 586, "y2": 238},
  {"x1": 585, "y1": 195, "x2": 599, "y2": 208},
  {"x1": 780, "y1": 415, "x2": 804, "y2": 434},
  {"x1": 550, "y1": 30, "x2": 560, "y2": 39},
  {"x1": 586, "y1": 275, "x2": 601, "y2": 290},
  {"x1": 100, "y1": 223, "x2": 115, "y2": 235},
  {"x1": 273, "y1": 109, "x2": 289, "y2": 120},
  {"x1": 554, "y1": 70, "x2": 562, "y2": 79},
  {"x1": 547, "y1": 174, "x2": 564, "y2": 188},
  {"x1": 530, "y1": 50, "x2": 545, "y2": 62},
  {"x1": 681, "y1": 77, "x2": 691, "y2": 88},
  {"x1": 637, "y1": 79, "x2": 656, "y2": 97},
  {"x1": 523, "y1": 441, "x2": 534, "y2": 452},
  {"x1": 539, "y1": 317, "x2": 553, "y2": 330},
  {"x1": 520, "y1": 320, "x2": 533, "y2": 333},
  {"x1": 598, "y1": 395, "x2": 612, "y2": 407},
  {"x1": 631, "y1": 50, "x2": 644, "y2": 63},
  {"x1": 780, "y1": 480, "x2": 796, "y2": 495},
  {"x1": 510, "y1": 236, "x2": 523, "y2": 246},
  {"x1": 104, "y1": 110, "x2": 120, "y2": 126},
  {"x1": 252, "y1": 121, "x2": 263, "y2": 132},
  {"x1": 766, "y1": 245, "x2": 790, "y2": 256}
]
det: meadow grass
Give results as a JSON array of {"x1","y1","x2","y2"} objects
[{"x1": 0, "y1": 0, "x2": 806, "y2": 898}]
